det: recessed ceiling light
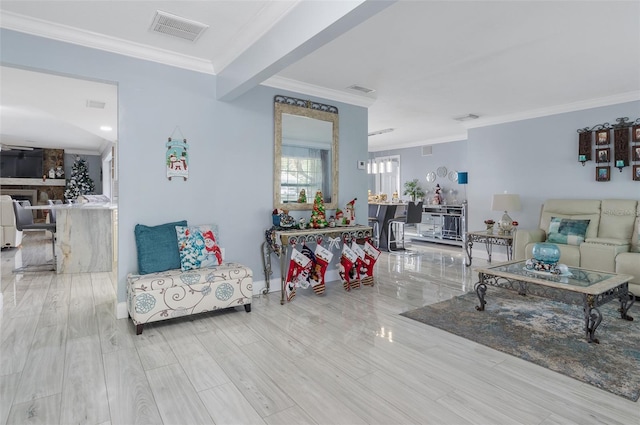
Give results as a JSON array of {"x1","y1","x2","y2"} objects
[
  {"x1": 100, "y1": 126, "x2": 112, "y2": 132},
  {"x1": 453, "y1": 114, "x2": 480, "y2": 122},
  {"x1": 368, "y1": 128, "x2": 394, "y2": 137}
]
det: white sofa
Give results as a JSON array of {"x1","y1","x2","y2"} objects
[
  {"x1": 0, "y1": 195, "x2": 22, "y2": 248},
  {"x1": 514, "y1": 199, "x2": 640, "y2": 296}
]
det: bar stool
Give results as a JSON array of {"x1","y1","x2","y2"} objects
[
  {"x1": 12, "y1": 200, "x2": 57, "y2": 272},
  {"x1": 388, "y1": 201, "x2": 423, "y2": 253},
  {"x1": 368, "y1": 204, "x2": 380, "y2": 247}
]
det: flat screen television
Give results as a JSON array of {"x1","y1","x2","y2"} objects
[{"x1": 0, "y1": 149, "x2": 44, "y2": 178}]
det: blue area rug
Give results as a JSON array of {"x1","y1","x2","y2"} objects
[{"x1": 401, "y1": 288, "x2": 640, "y2": 401}]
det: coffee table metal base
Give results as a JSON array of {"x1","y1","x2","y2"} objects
[{"x1": 474, "y1": 272, "x2": 635, "y2": 343}]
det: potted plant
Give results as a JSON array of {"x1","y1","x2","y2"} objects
[{"x1": 403, "y1": 179, "x2": 425, "y2": 202}]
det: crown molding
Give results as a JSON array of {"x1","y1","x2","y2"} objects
[
  {"x1": 465, "y1": 91, "x2": 640, "y2": 130},
  {"x1": 262, "y1": 75, "x2": 376, "y2": 108},
  {"x1": 0, "y1": 11, "x2": 215, "y2": 75},
  {"x1": 368, "y1": 133, "x2": 468, "y2": 152}
]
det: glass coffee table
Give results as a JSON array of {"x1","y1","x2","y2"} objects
[{"x1": 474, "y1": 260, "x2": 635, "y2": 343}]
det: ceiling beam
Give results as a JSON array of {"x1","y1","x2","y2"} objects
[{"x1": 216, "y1": 0, "x2": 396, "y2": 102}]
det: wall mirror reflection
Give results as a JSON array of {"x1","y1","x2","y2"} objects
[{"x1": 274, "y1": 95, "x2": 339, "y2": 210}]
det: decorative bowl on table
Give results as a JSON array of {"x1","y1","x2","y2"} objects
[{"x1": 532, "y1": 243, "x2": 561, "y2": 264}]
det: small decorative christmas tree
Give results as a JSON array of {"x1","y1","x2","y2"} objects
[
  {"x1": 64, "y1": 157, "x2": 95, "y2": 201},
  {"x1": 309, "y1": 190, "x2": 328, "y2": 228}
]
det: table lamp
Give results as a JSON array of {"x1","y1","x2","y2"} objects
[
  {"x1": 491, "y1": 193, "x2": 521, "y2": 234},
  {"x1": 457, "y1": 172, "x2": 468, "y2": 203}
]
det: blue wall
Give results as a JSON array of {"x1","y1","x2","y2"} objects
[
  {"x1": 370, "y1": 101, "x2": 640, "y2": 245},
  {"x1": 1, "y1": 29, "x2": 369, "y2": 303}
]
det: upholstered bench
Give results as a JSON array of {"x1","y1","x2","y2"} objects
[
  {"x1": 127, "y1": 262, "x2": 252, "y2": 334},
  {"x1": 128, "y1": 220, "x2": 252, "y2": 334}
]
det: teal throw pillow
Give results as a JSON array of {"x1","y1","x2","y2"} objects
[
  {"x1": 547, "y1": 217, "x2": 590, "y2": 246},
  {"x1": 134, "y1": 220, "x2": 187, "y2": 275},
  {"x1": 176, "y1": 224, "x2": 223, "y2": 271}
]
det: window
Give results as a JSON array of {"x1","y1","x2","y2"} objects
[
  {"x1": 281, "y1": 145, "x2": 330, "y2": 203},
  {"x1": 370, "y1": 155, "x2": 400, "y2": 197}
]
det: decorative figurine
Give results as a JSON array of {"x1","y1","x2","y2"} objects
[
  {"x1": 432, "y1": 184, "x2": 443, "y2": 205},
  {"x1": 345, "y1": 198, "x2": 357, "y2": 225},
  {"x1": 298, "y1": 189, "x2": 307, "y2": 203}
]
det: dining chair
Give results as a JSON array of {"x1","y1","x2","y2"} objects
[{"x1": 12, "y1": 200, "x2": 57, "y2": 272}]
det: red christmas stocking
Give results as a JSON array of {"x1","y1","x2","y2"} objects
[
  {"x1": 339, "y1": 244, "x2": 358, "y2": 291},
  {"x1": 299, "y1": 244, "x2": 316, "y2": 290},
  {"x1": 311, "y1": 244, "x2": 333, "y2": 295},
  {"x1": 285, "y1": 248, "x2": 311, "y2": 302},
  {"x1": 350, "y1": 242, "x2": 366, "y2": 290},
  {"x1": 362, "y1": 240, "x2": 381, "y2": 286}
]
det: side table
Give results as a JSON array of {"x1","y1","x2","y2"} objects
[{"x1": 465, "y1": 230, "x2": 514, "y2": 267}]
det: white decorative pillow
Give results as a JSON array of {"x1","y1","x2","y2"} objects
[{"x1": 175, "y1": 224, "x2": 223, "y2": 271}]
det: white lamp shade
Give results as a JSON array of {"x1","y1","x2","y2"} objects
[{"x1": 491, "y1": 194, "x2": 521, "y2": 212}]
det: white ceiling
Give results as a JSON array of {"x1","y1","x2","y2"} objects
[{"x1": 1, "y1": 1, "x2": 639, "y2": 154}]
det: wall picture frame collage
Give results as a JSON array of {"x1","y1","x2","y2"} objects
[{"x1": 577, "y1": 117, "x2": 640, "y2": 182}]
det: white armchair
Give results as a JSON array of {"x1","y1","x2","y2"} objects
[{"x1": 0, "y1": 195, "x2": 22, "y2": 248}]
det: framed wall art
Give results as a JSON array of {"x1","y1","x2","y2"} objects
[
  {"x1": 596, "y1": 166, "x2": 610, "y2": 182},
  {"x1": 634, "y1": 165, "x2": 640, "y2": 182},
  {"x1": 633, "y1": 145, "x2": 640, "y2": 162},
  {"x1": 633, "y1": 125, "x2": 640, "y2": 142},
  {"x1": 596, "y1": 148, "x2": 610, "y2": 163},
  {"x1": 596, "y1": 130, "x2": 609, "y2": 145}
]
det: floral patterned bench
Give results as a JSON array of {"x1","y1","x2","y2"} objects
[{"x1": 127, "y1": 262, "x2": 252, "y2": 334}]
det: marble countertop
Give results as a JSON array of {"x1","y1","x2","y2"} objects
[{"x1": 25, "y1": 203, "x2": 117, "y2": 210}]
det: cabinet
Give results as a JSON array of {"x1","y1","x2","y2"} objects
[{"x1": 409, "y1": 204, "x2": 467, "y2": 247}]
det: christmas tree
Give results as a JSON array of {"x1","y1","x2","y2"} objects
[
  {"x1": 309, "y1": 190, "x2": 328, "y2": 228},
  {"x1": 64, "y1": 157, "x2": 95, "y2": 201}
]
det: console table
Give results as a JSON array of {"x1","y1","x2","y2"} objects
[
  {"x1": 261, "y1": 225, "x2": 372, "y2": 304},
  {"x1": 465, "y1": 230, "x2": 514, "y2": 266}
]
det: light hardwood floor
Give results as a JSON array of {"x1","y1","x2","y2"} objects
[{"x1": 1, "y1": 232, "x2": 638, "y2": 425}]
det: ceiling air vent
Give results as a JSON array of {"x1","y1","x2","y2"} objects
[
  {"x1": 86, "y1": 100, "x2": 106, "y2": 109},
  {"x1": 348, "y1": 84, "x2": 376, "y2": 94},
  {"x1": 150, "y1": 10, "x2": 209, "y2": 42}
]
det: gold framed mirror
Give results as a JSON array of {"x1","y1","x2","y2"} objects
[{"x1": 274, "y1": 95, "x2": 339, "y2": 211}]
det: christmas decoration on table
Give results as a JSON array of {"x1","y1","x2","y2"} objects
[
  {"x1": 361, "y1": 240, "x2": 381, "y2": 286},
  {"x1": 272, "y1": 209, "x2": 295, "y2": 228},
  {"x1": 264, "y1": 227, "x2": 282, "y2": 256},
  {"x1": 350, "y1": 242, "x2": 366, "y2": 290},
  {"x1": 64, "y1": 156, "x2": 95, "y2": 201},
  {"x1": 298, "y1": 217, "x2": 307, "y2": 229},
  {"x1": 432, "y1": 184, "x2": 443, "y2": 205},
  {"x1": 309, "y1": 190, "x2": 329, "y2": 228},
  {"x1": 285, "y1": 248, "x2": 312, "y2": 302},
  {"x1": 328, "y1": 216, "x2": 336, "y2": 227},
  {"x1": 344, "y1": 198, "x2": 357, "y2": 225},
  {"x1": 166, "y1": 137, "x2": 189, "y2": 181},
  {"x1": 311, "y1": 243, "x2": 333, "y2": 295},
  {"x1": 297, "y1": 189, "x2": 307, "y2": 203},
  {"x1": 335, "y1": 209, "x2": 344, "y2": 225},
  {"x1": 339, "y1": 243, "x2": 359, "y2": 291}
]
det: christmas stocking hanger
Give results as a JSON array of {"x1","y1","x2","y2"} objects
[
  {"x1": 285, "y1": 248, "x2": 311, "y2": 302},
  {"x1": 312, "y1": 243, "x2": 333, "y2": 295},
  {"x1": 339, "y1": 244, "x2": 358, "y2": 291}
]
